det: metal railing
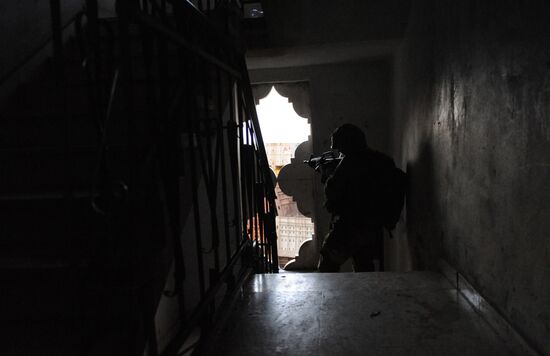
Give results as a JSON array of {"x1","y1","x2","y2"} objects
[{"x1": 43, "y1": 0, "x2": 278, "y2": 354}]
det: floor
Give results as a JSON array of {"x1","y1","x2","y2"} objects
[{"x1": 208, "y1": 271, "x2": 515, "y2": 356}]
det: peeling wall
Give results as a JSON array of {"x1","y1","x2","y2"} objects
[{"x1": 393, "y1": 1, "x2": 550, "y2": 354}]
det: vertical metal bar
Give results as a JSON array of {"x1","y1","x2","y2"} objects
[
  {"x1": 252, "y1": 154, "x2": 260, "y2": 272},
  {"x1": 256, "y1": 184, "x2": 269, "y2": 272},
  {"x1": 50, "y1": 0, "x2": 63, "y2": 66},
  {"x1": 52, "y1": 0, "x2": 77, "y2": 265},
  {"x1": 243, "y1": 117, "x2": 260, "y2": 270},
  {"x1": 258, "y1": 162, "x2": 267, "y2": 273},
  {"x1": 265, "y1": 206, "x2": 272, "y2": 273},
  {"x1": 187, "y1": 57, "x2": 206, "y2": 297},
  {"x1": 259, "y1": 161, "x2": 270, "y2": 272},
  {"x1": 202, "y1": 63, "x2": 221, "y2": 274},
  {"x1": 117, "y1": 0, "x2": 132, "y2": 263},
  {"x1": 170, "y1": 116, "x2": 188, "y2": 320},
  {"x1": 49, "y1": 0, "x2": 67, "y2": 191},
  {"x1": 115, "y1": 1, "x2": 143, "y2": 351},
  {"x1": 50, "y1": 0, "x2": 79, "y2": 326},
  {"x1": 266, "y1": 188, "x2": 274, "y2": 272},
  {"x1": 85, "y1": 0, "x2": 102, "y2": 114},
  {"x1": 202, "y1": 69, "x2": 215, "y2": 181},
  {"x1": 160, "y1": 28, "x2": 187, "y2": 316},
  {"x1": 265, "y1": 210, "x2": 271, "y2": 272},
  {"x1": 248, "y1": 142, "x2": 259, "y2": 267},
  {"x1": 189, "y1": 126, "x2": 207, "y2": 297},
  {"x1": 117, "y1": 0, "x2": 135, "y2": 217},
  {"x1": 217, "y1": 69, "x2": 232, "y2": 264},
  {"x1": 248, "y1": 124, "x2": 261, "y2": 270},
  {"x1": 257, "y1": 181, "x2": 268, "y2": 273},
  {"x1": 272, "y1": 213, "x2": 279, "y2": 271},
  {"x1": 239, "y1": 99, "x2": 250, "y2": 245},
  {"x1": 270, "y1": 206, "x2": 279, "y2": 272},
  {"x1": 139, "y1": 23, "x2": 156, "y2": 137},
  {"x1": 228, "y1": 81, "x2": 241, "y2": 250},
  {"x1": 236, "y1": 84, "x2": 246, "y2": 239},
  {"x1": 255, "y1": 170, "x2": 269, "y2": 272}
]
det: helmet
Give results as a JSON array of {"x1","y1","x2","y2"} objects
[{"x1": 330, "y1": 123, "x2": 367, "y2": 154}]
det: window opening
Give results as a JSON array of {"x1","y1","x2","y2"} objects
[{"x1": 256, "y1": 86, "x2": 314, "y2": 268}]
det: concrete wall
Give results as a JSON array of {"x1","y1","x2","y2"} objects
[
  {"x1": 0, "y1": 0, "x2": 84, "y2": 81},
  {"x1": 250, "y1": 59, "x2": 392, "y2": 256},
  {"x1": 261, "y1": 0, "x2": 410, "y2": 47},
  {"x1": 393, "y1": 1, "x2": 550, "y2": 354},
  {"x1": 0, "y1": 0, "x2": 116, "y2": 101}
]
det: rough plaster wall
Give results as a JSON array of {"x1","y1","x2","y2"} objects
[
  {"x1": 250, "y1": 59, "x2": 391, "y2": 254},
  {"x1": 394, "y1": 1, "x2": 550, "y2": 353}
]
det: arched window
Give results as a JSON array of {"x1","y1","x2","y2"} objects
[{"x1": 255, "y1": 84, "x2": 315, "y2": 268}]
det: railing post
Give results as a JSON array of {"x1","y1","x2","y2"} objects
[
  {"x1": 50, "y1": 0, "x2": 64, "y2": 73},
  {"x1": 88, "y1": 1, "x2": 280, "y2": 352}
]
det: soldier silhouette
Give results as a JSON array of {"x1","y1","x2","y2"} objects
[{"x1": 317, "y1": 123, "x2": 397, "y2": 272}]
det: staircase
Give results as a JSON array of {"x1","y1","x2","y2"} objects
[{"x1": 1, "y1": 1, "x2": 277, "y2": 355}]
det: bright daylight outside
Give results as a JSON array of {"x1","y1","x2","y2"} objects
[{"x1": 256, "y1": 86, "x2": 314, "y2": 267}]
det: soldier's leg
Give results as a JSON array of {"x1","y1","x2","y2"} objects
[
  {"x1": 351, "y1": 248, "x2": 375, "y2": 272},
  {"x1": 318, "y1": 247, "x2": 347, "y2": 272},
  {"x1": 373, "y1": 229, "x2": 385, "y2": 271},
  {"x1": 317, "y1": 219, "x2": 351, "y2": 272},
  {"x1": 351, "y1": 227, "x2": 384, "y2": 272}
]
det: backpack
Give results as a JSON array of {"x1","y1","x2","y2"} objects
[{"x1": 382, "y1": 167, "x2": 407, "y2": 233}]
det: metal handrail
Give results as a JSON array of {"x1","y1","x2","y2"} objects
[
  {"x1": 131, "y1": 9, "x2": 242, "y2": 78},
  {"x1": 119, "y1": 0, "x2": 279, "y2": 352},
  {"x1": 36, "y1": 0, "x2": 278, "y2": 354}
]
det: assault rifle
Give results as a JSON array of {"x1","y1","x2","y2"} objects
[{"x1": 303, "y1": 150, "x2": 343, "y2": 174}]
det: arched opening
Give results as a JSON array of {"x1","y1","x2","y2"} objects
[{"x1": 255, "y1": 85, "x2": 314, "y2": 268}]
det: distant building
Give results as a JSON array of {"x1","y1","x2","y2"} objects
[
  {"x1": 265, "y1": 142, "x2": 314, "y2": 261},
  {"x1": 265, "y1": 142, "x2": 300, "y2": 175},
  {"x1": 276, "y1": 216, "x2": 314, "y2": 258}
]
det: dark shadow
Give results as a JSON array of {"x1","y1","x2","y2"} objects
[{"x1": 406, "y1": 139, "x2": 443, "y2": 270}]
